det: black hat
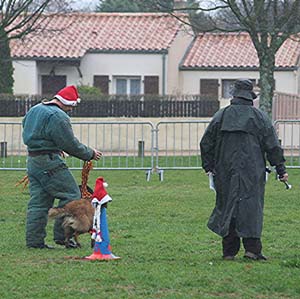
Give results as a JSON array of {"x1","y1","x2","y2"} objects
[{"x1": 231, "y1": 79, "x2": 257, "y2": 100}]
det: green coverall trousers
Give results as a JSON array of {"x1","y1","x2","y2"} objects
[{"x1": 26, "y1": 153, "x2": 81, "y2": 247}]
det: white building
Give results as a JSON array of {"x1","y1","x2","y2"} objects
[
  {"x1": 10, "y1": 13, "x2": 192, "y2": 96},
  {"x1": 10, "y1": 15, "x2": 300, "y2": 98},
  {"x1": 179, "y1": 32, "x2": 300, "y2": 102}
]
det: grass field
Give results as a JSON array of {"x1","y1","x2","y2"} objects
[
  {"x1": 0, "y1": 169, "x2": 299, "y2": 299},
  {"x1": 1, "y1": 154, "x2": 299, "y2": 170}
]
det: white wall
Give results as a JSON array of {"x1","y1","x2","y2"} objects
[
  {"x1": 13, "y1": 53, "x2": 167, "y2": 95},
  {"x1": 167, "y1": 29, "x2": 193, "y2": 94},
  {"x1": 13, "y1": 60, "x2": 81, "y2": 94},
  {"x1": 13, "y1": 60, "x2": 38, "y2": 95},
  {"x1": 181, "y1": 70, "x2": 299, "y2": 96},
  {"x1": 37, "y1": 64, "x2": 81, "y2": 94},
  {"x1": 275, "y1": 71, "x2": 299, "y2": 94},
  {"x1": 14, "y1": 56, "x2": 298, "y2": 97},
  {"x1": 80, "y1": 53, "x2": 164, "y2": 94}
]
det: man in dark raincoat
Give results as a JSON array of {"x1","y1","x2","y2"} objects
[
  {"x1": 23, "y1": 85, "x2": 102, "y2": 249},
  {"x1": 200, "y1": 79, "x2": 288, "y2": 260}
]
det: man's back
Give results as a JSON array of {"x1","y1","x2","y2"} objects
[{"x1": 22, "y1": 103, "x2": 68, "y2": 152}]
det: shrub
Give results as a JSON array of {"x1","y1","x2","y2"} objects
[{"x1": 77, "y1": 85, "x2": 102, "y2": 97}]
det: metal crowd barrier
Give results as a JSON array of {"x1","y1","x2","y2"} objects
[
  {"x1": 0, "y1": 121, "x2": 155, "y2": 173},
  {"x1": 1, "y1": 120, "x2": 299, "y2": 179},
  {"x1": 273, "y1": 120, "x2": 300, "y2": 169},
  {"x1": 0, "y1": 120, "x2": 209, "y2": 181},
  {"x1": 0, "y1": 122, "x2": 25, "y2": 170},
  {"x1": 70, "y1": 121, "x2": 155, "y2": 172},
  {"x1": 152, "y1": 120, "x2": 210, "y2": 180}
]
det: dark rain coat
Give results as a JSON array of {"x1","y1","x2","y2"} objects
[{"x1": 200, "y1": 97, "x2": 285, "y2": 238}]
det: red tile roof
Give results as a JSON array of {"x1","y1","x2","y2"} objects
[
  {"x1": 181, "y1": 32, "x2": 300, "y2": 69},
  {"x1": 10, "y1": 13, "x2": 185, "y2": 59}
]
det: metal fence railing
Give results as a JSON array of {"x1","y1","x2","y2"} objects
[
  {"x1": 0, "y1": 122, "x2": 25, "y2": 170},
  {"x1": 273, "y1": 120, "x2": 300, "y2": 168},
  {"x1": 0, "y1": 121, "x2": 155, "y2": 171},
  {"x1": 273, "y1": 93, "x2": 300, "y2": 122},
  {"x1": 1, "y1": 120, "x2": 299, "y2": 179}
]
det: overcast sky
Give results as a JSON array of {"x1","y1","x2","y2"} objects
[
  {"x1": 70, "y1": 0, "x2": 209, "y2": 12},
  {"x1": 71, "y1": 0, "x2": 99, "y2": 11}
]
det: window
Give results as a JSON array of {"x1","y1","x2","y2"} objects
[
  {"x1": 115, "y1": 77, "x2": 141, "y2": 95},
  {"x1": 222, "y1": 79, "x2": 235, "y2": 98},
  {"x1": 130, "y1": 79, "x2": 141, "y2": 95},
  {"x1": 41, "y1": 75, "x2": 66, "y2": 95}
]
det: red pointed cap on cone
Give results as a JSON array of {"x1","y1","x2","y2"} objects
[{"x1": 92, "y1": 177, "x2": 112, "y2": 205}]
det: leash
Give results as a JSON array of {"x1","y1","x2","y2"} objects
[
  {"x1": 80, "y1": 161, "x2": 93, "y2": 199},
  {"x1": 15, "y1": 175, "x2": 29, "y2": 190}
]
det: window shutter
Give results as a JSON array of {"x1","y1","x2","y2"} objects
[
  {"x1": 144, "y1": 76, "x2": 159, "y2": 95},
  {"x1": 200, "y1": 79, "x2": 219, "y2": 98},
  {"x1": 94, "y1": 75, "x2": 109, "y2": 94},
  {"x1": 41, "y1": 75, "x2": 66, "y2": 95}
]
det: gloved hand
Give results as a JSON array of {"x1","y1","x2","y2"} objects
[
  {"x1": 93, "y1": 149, "x2": 102, "y2": 161},
  {"x1": 278, "y1": 172, "x2": 288, "y2": 182},
  {"x1": 206, "y1": 170, "x2": 215, "y2": 176}
]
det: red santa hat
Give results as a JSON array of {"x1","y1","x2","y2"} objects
[
  {"x1": 54, "y1": 85, "x2": 81, "y2": 106},
  {"x1": 92, "y1": 177, "x2": 112, "y2": 205}
]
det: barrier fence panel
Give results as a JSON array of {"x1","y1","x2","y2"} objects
[
  {"x1": 70, "y1": 121, "x2": 155, "y2": 170},
  {"x1": 272, "y1": 93, "x2": 300, "y2": 122},
  {"x1": 0, "y1": 122, "x2": 26, "y2": 170},
  {"x1": 3, "y1": 120, "x2": 298, "y2": 173},
  {"x1": 0, "y1": 121, "x2": 155, "y2": 171},
  {"x1": 273, "y1": 120, "x2": 300, "y2": 168},
  {"x1": 154, "y1": 120, "x2": 210, "y2": 174}
]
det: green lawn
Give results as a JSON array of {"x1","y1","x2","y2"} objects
[
  {"x1": 1, "y1": 154, "x2": 298, "y2": 169},
  {"x1": 0, "y1": 169, "x2": 299, "y2": 299}
]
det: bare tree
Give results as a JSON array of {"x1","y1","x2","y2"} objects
[
  {"x1": 0, "y1": 0, "x2": 71, "y2": 93},
  {"x1": 147, "y1": 0, "x2": 300, "y2": 116},
  {"x1": 29, "y1": 0, "x2": 74, "y2": 12}
]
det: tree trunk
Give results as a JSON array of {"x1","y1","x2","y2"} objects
[
  {"x1": 258, "y1": 52, "x2": 275, "y2": 119},
  {"x1": 0, "y1": 29, "x2": 14, "y2": 94}
]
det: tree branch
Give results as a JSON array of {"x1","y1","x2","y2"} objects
[{"x1": 1, "y1": 0, "x2": 52, "y2": 41}]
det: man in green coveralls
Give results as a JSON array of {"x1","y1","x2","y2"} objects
[
  {"x1": 200, "y1": 79, "x2": 288, "y2": 260},
  {"x1": 23, "y1": 85, "x2": 102, "y2": 249}
]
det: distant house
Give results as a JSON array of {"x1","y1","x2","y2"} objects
[
  {"x1": 10, "y1": 13, "x2": 192, "y2": 96},
  {"x1": 10, "y1": 16, "x2": 300, "y2": 99},
  {"x1": 179, "y1": 32, "x2": 300, "y2": 101}
]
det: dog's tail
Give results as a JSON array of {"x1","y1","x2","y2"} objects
[{"x1": 48, "y1": 207, "x2": 67, "y2": 219}]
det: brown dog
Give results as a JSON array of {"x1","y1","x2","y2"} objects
[
  {"x1": 48, "y1": 161, "x2": 95, "y2": 248},
  {"x1": 48, "y1": 198, "x2": 94, "y2": 248}
]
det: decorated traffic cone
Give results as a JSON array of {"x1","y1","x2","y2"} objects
[
  {"x1": 85, "y1": 207, "x2": 120, "y2": 260},
  {"x1": 85, "y1": 178, "x2": 119, "y2": 260}
]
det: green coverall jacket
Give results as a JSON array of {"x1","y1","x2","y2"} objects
[
  {"x1": 23, "y1": 103, "x2": 93, "y2": 159},
  {"x1": 200, "y1": 97, "x2": 285, "y2": 238}
]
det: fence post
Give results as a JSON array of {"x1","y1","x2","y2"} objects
[
  {"x1": 138, "y1": 140, "x2": 145, "y2": 157},
  {"x1": 0, "y1": 141, "x2": 7, "y2": 158}
]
